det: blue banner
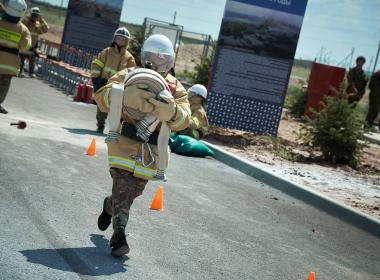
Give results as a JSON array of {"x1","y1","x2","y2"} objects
[
  {"x1": 61, "y1": 0, "x2": 124, "y2": 64},
  {"x1": 207, "y1": 0, "x2": 308, "y2": 135},
  {"x1": 233, "y1": 0, "x2": 307, "y2": 16}
]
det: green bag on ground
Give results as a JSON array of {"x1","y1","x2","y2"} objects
[{"x1": 169, "y1": 135, "x2": 214, "y2": 157}]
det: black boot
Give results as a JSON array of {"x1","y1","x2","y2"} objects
[
  {"x1": 97, "y1": 197, "x2": 111, "y2": 231},
  {"x1": 110, "y1": 231, "x2": 130, "y2": 257},
  {"x1": 0, "y1": 105, "x2": 8, "y2": 114},
  {"x1": 96, "y1": 125, "x2": 104, "y2": 134}
]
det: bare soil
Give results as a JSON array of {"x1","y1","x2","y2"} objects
[{"x1": 204, "y1": 116, "x2": 380, "y2": 220}]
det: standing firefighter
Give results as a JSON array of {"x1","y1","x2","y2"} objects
[
  {"x1": 94, "y1": 34, "x2": 190, "y2": 257},
  {"x1": 177, "y1": 84, "x2": 209, "y2": 140},
  {"x1": 91, "y1": 27, "x2": 136, "y2": 134},
  {"x1": 19, "y1": 6, "x2": 48, "y2": 78},
  {"x1": 366, "y1": 70, "x2": 380, "y2": 128},
  {"x1": 0, "y1": 0, "x2": 31, "y2": 114},
  {"x1": 346, "y1": 56, "x2": 368, "y2": 104}
]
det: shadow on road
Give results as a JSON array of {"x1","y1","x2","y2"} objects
[
  {"x1": 63, "y1": 127, "x2": 105, "y2": 136},
  {"x1": 20, "y1": 234, "x2": 128, "y2": 276}
]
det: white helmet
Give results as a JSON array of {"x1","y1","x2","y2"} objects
[
  {"x1": 30, "y1": 6, "x2": 40, "y2": 15},
  {"x1": 141, "y1": 34, "x2": 175, "y2": 75},
  {"x1": 2, "y1": 0, "x2": 27, "y2": 18},
  {"x1": 114, "y1": 27, "x2": 130, "y2": 39},
  {"x1": 188, "y1": 84, "x2": 208, "y2": 99}
]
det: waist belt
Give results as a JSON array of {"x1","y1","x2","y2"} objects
[
  {"x1": 0, "y1": 45, "x2": 19, "y2": 55},
  {"x1": 120, "y1": 122, "x2": 159, "y2": 145}
]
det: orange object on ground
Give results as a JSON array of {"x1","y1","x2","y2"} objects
[
  {"x1": 307, "y1": 272, "x2": 315, "y2": 280},
  {"x1": 150, "y1": 186, "x2": 164, "y2": 211},
  {"x1": 86, "y1": 138, "x2": 96, "y2": 156}
]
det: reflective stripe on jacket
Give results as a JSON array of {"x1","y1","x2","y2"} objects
[
  {"x1": 93, "y1": 68, "x2": 191, "y2": 180},
  {"x1": 0, "y1": 19, "x2": 31, "y2": 75},
  {"x1": 91, "y1": 45, "x2": 136, "y2": 80}
]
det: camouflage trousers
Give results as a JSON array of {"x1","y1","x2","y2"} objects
[
  {"x1": 105, "y1": 168, "x2": 148, "y2": 235},
  {"x1": 366, "y1": 94, "x2": 380, "y2": 127},
  {"x1": 96, "y1": 106, "x2": 108, "y2": 129},
  {"x1": 20, "y1": 53, "x2": 36, "y2": 74},
  {"x1": 0, "y1": 75, "x2": 12, "y2": 104}
]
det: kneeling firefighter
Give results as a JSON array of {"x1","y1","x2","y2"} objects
[
  {"x1": 177, "y1": 84, "x2": 209, "y2": 140},
  {"x1": 94, "y1": 34, "x2": 191, "y2": 257}
]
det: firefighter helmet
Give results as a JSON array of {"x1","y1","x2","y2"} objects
[
  {"x1": 140, "y1": 34, "x2": 175, "y2": 76},
  {"x1": 114, "y1": 27, "x2": 130, "y2": 39},
  {"x1": 2, "y1": 0, "x2": 27, "y2": 18},
  {"x1": 30, "y1": 6, "x2": 40, "y2": 15},
  {"x1": 188, "y1": 84, "x2": 208, "y2": 99}
]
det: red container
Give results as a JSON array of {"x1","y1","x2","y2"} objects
[
  {"x1": 85, "y1": 83, "x2": 94, "y2": 104},
  {"x1": 74, "y1": 81, "x2": 86, "y2": 102},
  {"x1": 305, "y1": 63, "x2": 346, "y2": 117}
]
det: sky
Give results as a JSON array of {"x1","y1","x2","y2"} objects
[{"x1": 39, "y1": 0, "x2": 380, "y2": 71}]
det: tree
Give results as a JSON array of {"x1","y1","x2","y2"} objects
[{"x1": 300, "y1": 84, "x2": 366, "y2": 168}]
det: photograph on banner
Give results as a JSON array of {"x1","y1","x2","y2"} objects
[
  {"x1": 67, "y1": 0, "x2": 123, "y2": 24},
  {"x1": 62, "y1": 0, "x2": 124, "y2": 54},
  {"x1": 219, "y1": 0, "x2": 303, "y2": 60}
]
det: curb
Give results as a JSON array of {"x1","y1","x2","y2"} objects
[
  {"x1": 202, "y1": 141, "x2": 380, "y2": 237},
  {"x1": 364, "y1": 133, "x2": 380, "y2": 145}
]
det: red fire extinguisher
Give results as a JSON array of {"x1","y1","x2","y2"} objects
[
  {"x1": 85, "y1": 82, "x2": 94, "y2": 104},
  {"x1": 74, "y1": 80, "x2": 85, "y2": 102}
]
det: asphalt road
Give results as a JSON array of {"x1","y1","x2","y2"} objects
[{"x1": 0, "y1": 78, "x2": 379, "y2": 280}]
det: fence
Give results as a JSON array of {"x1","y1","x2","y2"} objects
[
  {"x1": 36, "y1": 39, "x2": 93, "y2": 95},
  {"x1": 143, "y1": 17, "x2": 212, "y2": 75},
  {"x1": 176, "y1": 30, "x2": 212, "y2": 75}
]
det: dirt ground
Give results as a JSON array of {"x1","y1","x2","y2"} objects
[
  {"x1": 40, "y1": 24, "x2": 63, "y2": 44},
  {"x1": 204, "y1": 115, "x2": 380, "y2": 220}
]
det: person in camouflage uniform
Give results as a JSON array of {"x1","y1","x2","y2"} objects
[
  {"x1": 366, "y1": 70, "x2": 380, "y2": 128},
  {"x1": 346, "y1": 56, "x2": 368, "y2": 104},
  {"x1": 95, "y1": 35, "x2": 191, "y2": 257}
]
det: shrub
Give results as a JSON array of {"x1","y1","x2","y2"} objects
[
  {"x1": 300, "y1": 84, "x2": 366, "y2": 168},
  {"x1": 128, "y1": 23, "x2": 145, "y2": 66},
  {"x1": 187, "y1": 41, "x2": 216, "y2": 87},
  {"x1": 284, "y1": 85, "x2": 307, "y2": 118}
]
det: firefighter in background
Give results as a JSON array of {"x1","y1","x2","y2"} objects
[
  {"x1": 177, "y1": 84, "x2": 209, "y2": 140},
  {"x1": 91, "y1": 27, "x2": 136, "y2": 134},
  {"x1": 94, "y1": 34, "x2": 191, "y2": 257},
  {"x1": 0, "y1": 0, "x2": 31, "y2": 114},
  {"x1": 19, "y1": 6, "x2": 48, "y2": 78},
  {"x1": 346, "y1": 56, "x2": 368, "y2": 104},
  {"x1": 366, "y1": 70, "x2": 380, "y2": 128}
]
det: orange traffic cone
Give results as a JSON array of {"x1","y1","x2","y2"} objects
[
  {"x1": 150, "y1": 186, "x2": 163, "y2": 211},
  {"x1": 86, "y1": 138, "x2": 96, "y2": 156},
  {"x1": 307, "y1": 272, "x2": 315, "y2": 280}
]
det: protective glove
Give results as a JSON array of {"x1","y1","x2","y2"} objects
[
  {"x1": 123, "y1": 84, "x2": 156, "y2": 113},
  {"x1": 149, "y1": 90, "x2": 177, "y2": 122},
  {"x1": 188, "y1": 117, "x2": 201, "y2": 130},
  {"x1": 135, "y1": 113, "x2": 160, "y2": 142}
]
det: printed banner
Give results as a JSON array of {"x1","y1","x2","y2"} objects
[
  {"x1": 61, "y1": 0, "x2": 123, "y2": 55},
  {"x1": 207, "y1": 0, "x2": 308, "y2": 135}
]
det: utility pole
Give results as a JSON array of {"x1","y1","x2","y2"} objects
[
  {"x1": 173, "y1": 11, "x2": 177, "y2": 25},
  {"x1": 368, "y1": 56, "x2": 373, "y2": 73},
  {"x1": 319, "y1": 46, "x2": 324, "y2": 63},
  {"x1": 59, "y1": 0, "x2": 63, "y2": 20},
  {"x1": 372, "y1": 41, "x2": 380, "y2": 74},
  {"x1": 348, "y1": 47, "x2": 355, "y2": 68}
]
